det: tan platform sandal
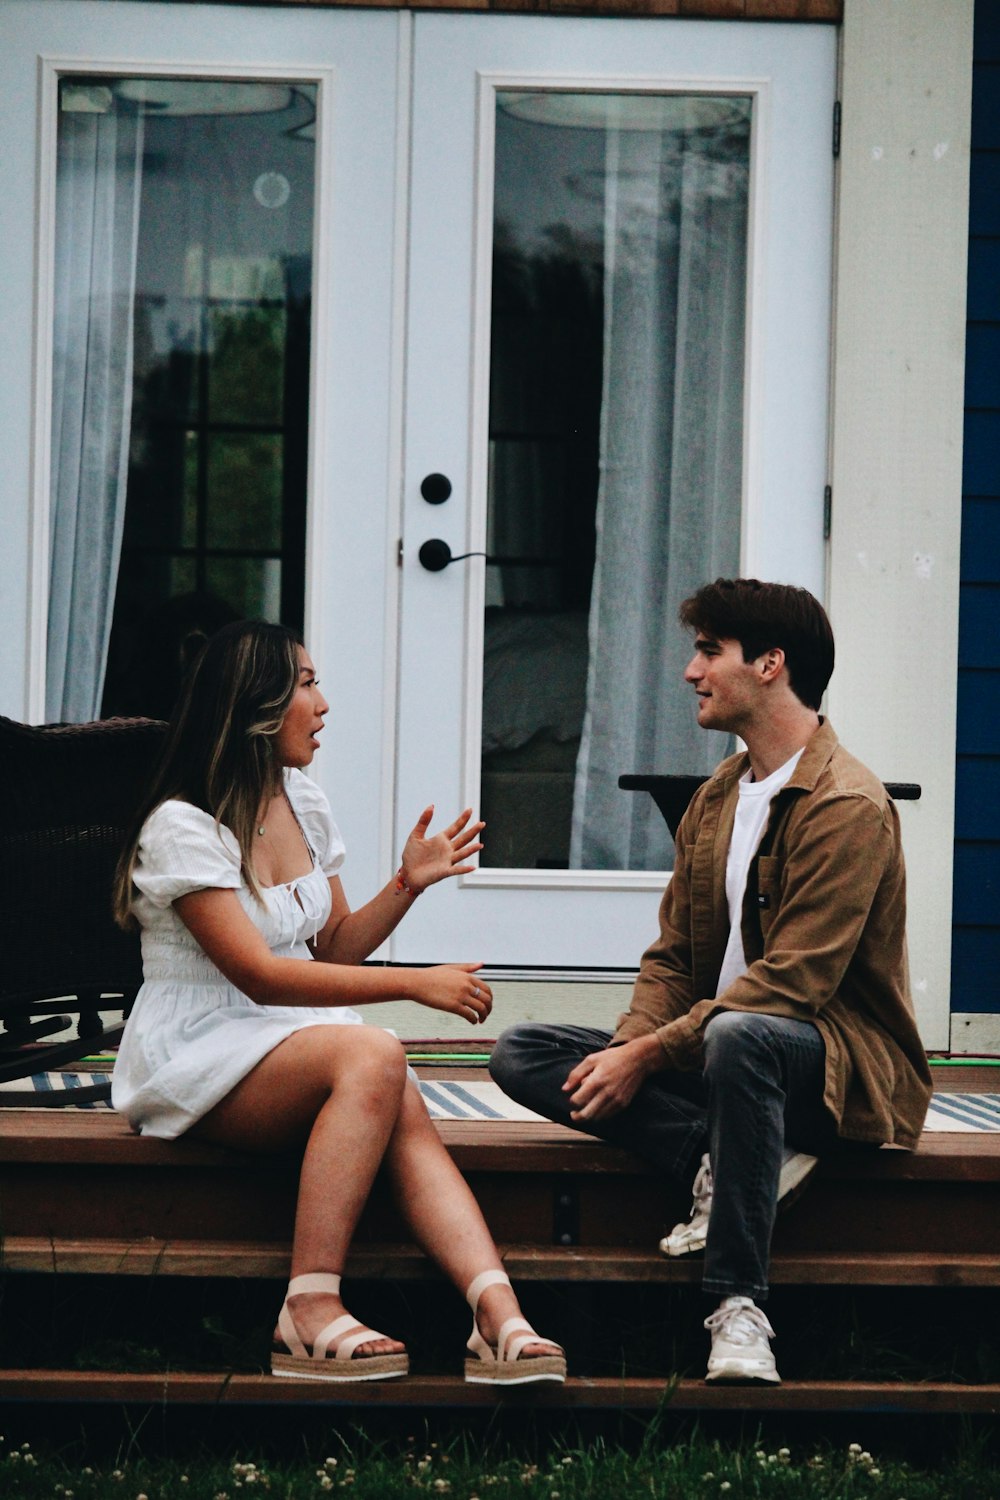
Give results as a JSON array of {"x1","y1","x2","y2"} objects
[
  {"x1": 271, "y1": 1272, "x2": 409, "y2": 1382},
  {"x1": 463, "y1": 1269, "x2": 566, "y2": 1386}
]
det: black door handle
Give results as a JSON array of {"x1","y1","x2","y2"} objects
[{"x1": 417, "y1": 539, "x2": 557, "y2": 572}]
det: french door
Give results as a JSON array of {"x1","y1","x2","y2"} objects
[
  {"x1": 394, "y1": 16, "x2": 836, "y2": 966},
  {"x1": 2, "y1": 3, "x2": 835, "y2": 969}
]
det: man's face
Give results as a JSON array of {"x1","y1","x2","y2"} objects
[{"x1": 683, "y1": 633, "x2": 763, "y2": 735}]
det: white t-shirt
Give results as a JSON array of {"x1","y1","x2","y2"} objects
[{"x1": 714, "y1": 748, "x2": 804, "y2": 997}]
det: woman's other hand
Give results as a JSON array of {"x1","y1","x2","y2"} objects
[
  {"x1": 413, "y1": 963, "x2": 492, "y2": 1025},
  {"x1": 400, "y1": 806, "x2": 484, "y2": 894}
]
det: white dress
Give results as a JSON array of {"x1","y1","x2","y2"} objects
[{"x1": 111, "y1": 768, "x2": 365, "y2": 1140}]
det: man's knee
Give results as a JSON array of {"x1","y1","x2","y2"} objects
[
  {"x1": 489, "y1": 1023, "x2": 546, "y2": 1090},
  {"x1": 703, "y1": 1010, "x2": 772, "y2": 1074}
]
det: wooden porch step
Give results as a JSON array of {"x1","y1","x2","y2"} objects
[
  {"x1": 4, "y1": 1237, "x2": 1000, "y2": 1288},
  {"x1": 1, "y1": 1111, "x2": 998, "y2": 1266},
  {"x1": 0, "y1": 1369, "x2": 998, "y2": 1414}
]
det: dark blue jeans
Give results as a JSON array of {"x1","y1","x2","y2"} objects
[{"x1": 489, "y1": 1012, "x2": 838, "y2": 1300}]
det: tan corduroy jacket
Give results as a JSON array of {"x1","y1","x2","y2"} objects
[{"x1": 613, "y1": 720, "x2": 932, "y2": 1148}]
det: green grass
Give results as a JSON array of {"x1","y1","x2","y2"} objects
[{"x1": 0, "y1": 1427, "x2": 999, "y2": 1500}]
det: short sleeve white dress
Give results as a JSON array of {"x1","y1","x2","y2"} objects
[{"x1": 111, "y1": 768, "x2": 365, "y2": 1139}]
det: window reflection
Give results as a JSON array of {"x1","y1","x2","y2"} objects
[
  {"x1": 50, "y1": 76, "x2": 316, "y2": 722},
  {"x1": 480, "y1": 91, "x2": 750, "y2": 871}
]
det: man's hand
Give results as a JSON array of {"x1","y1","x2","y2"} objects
[{"x1": 562, "y1": 1035, "x2": 664, "y2": 1123}]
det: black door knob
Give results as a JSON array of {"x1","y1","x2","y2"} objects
[
  {"x1": 420, "y1": 473, "x2": 452, "y2": 504},
  {"x1": 418, "y1": 538, "x2": 453, "y2": 571}
]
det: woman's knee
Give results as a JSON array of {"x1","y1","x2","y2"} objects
[{"x1": 313, "y1": 1025, "x2": 408, "y2": 1099}]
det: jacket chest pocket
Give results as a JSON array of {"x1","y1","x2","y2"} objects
[{"x1": 754, "y1": 855, "x2": 781, "y2": 940}]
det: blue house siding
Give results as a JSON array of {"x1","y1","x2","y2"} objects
[{"x1": 952, "y1": 2, "x2": 1000, "y2": 1019}]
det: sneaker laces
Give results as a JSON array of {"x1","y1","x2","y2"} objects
[
  {"x1": 704, "y1": 1298, "x2": 775, "y2": 1346},
  {"x1": 689, "y1": 1154, "x2": 713, "y2": 1218}
]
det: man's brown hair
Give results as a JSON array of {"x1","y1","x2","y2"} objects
[{"x1": 679, "y1": 578, "x2": 835, "y2": 711}]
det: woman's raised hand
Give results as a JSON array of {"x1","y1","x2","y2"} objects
[
  {"x1": 400, "y1": 806, "x2": 484, "y2": 894},
  {"x1": 413, "y1": 964, "x2": 493, "y2": 1025}
]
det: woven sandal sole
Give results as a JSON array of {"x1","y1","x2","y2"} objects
[
  {"x1": 271, "y1": 1351, "x2": 409, "y2": 1382},
  {"x1": 464, "y1": 1355, "x2": 567, "y2": 1386}
]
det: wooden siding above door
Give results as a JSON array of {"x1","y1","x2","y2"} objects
[{"x1": 257, "y1": 1, "x2": 841, "y2": 18}]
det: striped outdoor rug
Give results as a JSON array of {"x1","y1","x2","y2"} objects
[{"x1": 3, "y1": 1073, "x2": 1000, "y2": 1131}]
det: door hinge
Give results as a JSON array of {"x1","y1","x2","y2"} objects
[
  {"x1": 832, "y1": 100, "x2": 841, "y2": 159},
  {"x1": 823, "y1": 485, "x2": 832, "y2": 540}
]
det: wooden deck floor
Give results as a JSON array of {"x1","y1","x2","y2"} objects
[{"x1": 1, "y1": 1060, "x2": 998, "y2": 1411}]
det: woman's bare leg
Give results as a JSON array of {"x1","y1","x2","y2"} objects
[
  {"x1": 190, "y1": 1024, "x2": 408, "y2": 1356},
  {"x1": 383, "y1": 1080, "x2": 560, "y2": 1356}
]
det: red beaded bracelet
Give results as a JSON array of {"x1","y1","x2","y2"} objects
[{"x1": 395, "y1": 865, "x2": 415, "y2": 895}]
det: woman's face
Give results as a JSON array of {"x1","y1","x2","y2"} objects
[{"x1": 275, "y1": 647, "x2": 329, "y2": 768}]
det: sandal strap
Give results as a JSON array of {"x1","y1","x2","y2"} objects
[
  {"x1": 496, "y1": 1315, "x2": 535, "y2": 1363},
  {"x1": 465, "y1": 1268, "x2": 511, "y2": 1314},
  {"x1": 287, "y1": 1272, "x2": 342, "y2": 1297},
  {"x1": 314, "y1": 1314, "x2": 394, "y2": 1362},
  {"x1": 279, "y1": 1307, "x2": 395, "y2": 1364},
  {"x1": 278, "y1": 1273, "x2": 345, "y2": 1359}
]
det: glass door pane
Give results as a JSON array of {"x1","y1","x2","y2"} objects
[
  {"x1": 481, "y1": 91, "x2": 750, "y2": 871},
  {"x1": 50, "y1": 75, "x2": 316, "y2": 722}
]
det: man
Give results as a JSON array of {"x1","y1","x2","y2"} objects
[{"x1": 490, "y1": 577, "x2": 931, "y2": 1384}]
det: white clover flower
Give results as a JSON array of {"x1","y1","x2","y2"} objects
[
  {"x1": 721, "y1": 1485, "x2": 732, "y2": 1494},
  {"x1": 849, "y1": 1444, "x2": 863, "y2": 1455},
  {"x1": 319, "y1": 1479, "x2": 333, "y2": 1492},
  {"x1": 702, "y1": 1473, "x2": 715, "y2": 1482},
  {"x1": 324, "y1": 1459, "x2": 338, "y2": 1471}
]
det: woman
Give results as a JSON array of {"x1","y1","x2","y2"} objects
[{"x1": 111, "y1": 620, "x2": 565, "y2": 1386}]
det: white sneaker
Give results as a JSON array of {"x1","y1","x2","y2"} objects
[
  {"x1": 658, "y1": 1149, "x2": 818, "y2": 1260},
  {"x1": 659, "y1": 1153, "x2": 713, "y2": 1257},
  {"x1": 704, "y1": 1296, "x2": 780, "y2": 1384},
  {"x1": 778, "y1": 1148, "x2": 818, "y2": 1204}
]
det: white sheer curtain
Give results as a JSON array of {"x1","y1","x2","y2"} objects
[
  {"x1": 570, "y1": 113, "x2": 748, "y2": 870},
  {"x1": 47, "y1": 100, "x2": 144, "y2": 723}
]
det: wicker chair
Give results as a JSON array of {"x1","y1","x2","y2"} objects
[{"x1": 0, "y1": 714, "x2": 166, "y2": 1106}]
